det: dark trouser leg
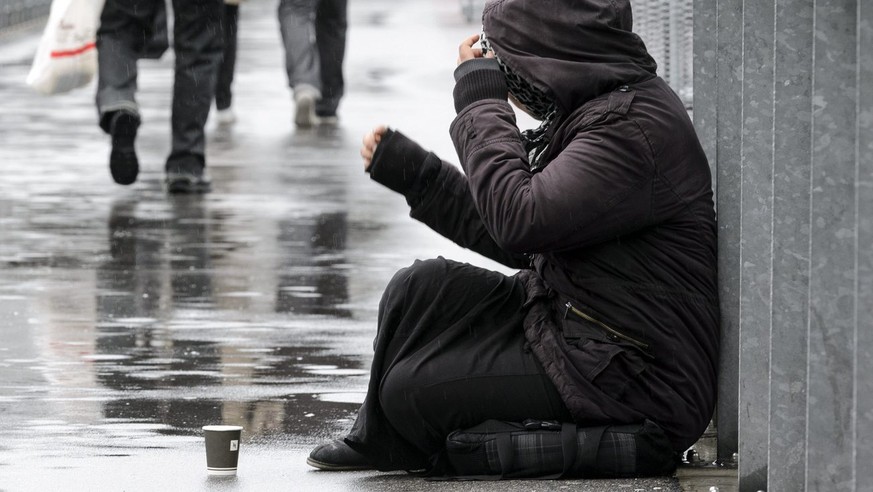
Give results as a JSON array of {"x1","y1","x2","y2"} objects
[
  {"x1": 346, "y1": 258, "x2": 570, "y2": 471},
  {"x1": 314, "y1": 0, "x2": 346, "y2": 116},
  {"x1": 167, "y1": 0, "x2": 223, "y2": 169},
  {"x1": 96, "y1": 0, "x2": 156, "y2": 131},
  {"x1": 215, "y1": 3, "x2": 239, "y2": 111}
]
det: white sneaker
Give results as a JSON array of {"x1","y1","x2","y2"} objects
[
  {"x1": 316, "y1": 114, "x2": 339, "y2": 126},
  {"x1": 216, "y1": 108, "x2": 236, "y2": 125},
  {"x1": 294, "y1": 85, "x2": 319, "y2": 128}
]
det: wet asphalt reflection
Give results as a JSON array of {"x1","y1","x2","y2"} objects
[{"x1": 1, "y1": 164, "x2": 375, "y2": 443}]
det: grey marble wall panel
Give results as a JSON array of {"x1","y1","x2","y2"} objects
[
  {"x1": 737, "y1": 0, "x2": 773, "y2": 488},
  {"x1": 855, "y1": 2, "x2": 873, "y2": 487},
  {"x1": 807, "y1": 1, "x2": 857, "y2": 490},
  {"x1": 696, "y1": 0, "x2": 872, "y2": 489},
  {"x1": 692, "y1": 0, "x2": 726, "y2": 463},
  {"x1": 715, "y1": 0, "x2": 744, "y2": 461},
  {"x1": 768, "y1": 0, "x2": 814, "y2": 489}
]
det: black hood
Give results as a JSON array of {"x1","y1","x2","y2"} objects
[{"x1": 482, "y1": 0, "x2": 657, "y2": 114}]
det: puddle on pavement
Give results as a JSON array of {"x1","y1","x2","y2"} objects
[{"x1": 0, "y1": 138, "x2": 388, "y2": 467}]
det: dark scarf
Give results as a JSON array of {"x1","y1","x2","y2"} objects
[{"x1": 481, "y1": 32, "x2": 558, "y2": 172}]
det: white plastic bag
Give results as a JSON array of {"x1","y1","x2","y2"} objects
[{"x1": 26, "y1": 0, "x2": 106, "y2": 95}]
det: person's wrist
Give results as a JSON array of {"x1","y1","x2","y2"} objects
[
  {"x1": 368, "y1": 130, "x2": 430, "y2": 195},
  {"x1": 452, "y1": 59, "x2": 507, "y2": 113},
  {"x1": 453, "y1": 58, "x2": 499, "y2": 82}
]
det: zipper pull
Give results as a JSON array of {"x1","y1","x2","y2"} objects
[
  {"x1": 563, "y1": 301, "x2": 572, "y2": 320},
  {"x1": 523, "y1": 419, "x2": 562, "y2": 431}
]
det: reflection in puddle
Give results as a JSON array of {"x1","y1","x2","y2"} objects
[
  {"x1": 217, "y1": 291, "x2": 265, "y2": 298},
  {"x1": 298, "y1": 364, "x2": 370, "y2": 377},
  {"x1": 131, "y1": 358, "x2": 186, "y2": 365},
  {"x1": 82, "y1": 354, "x2": 132, "y2": 362},
  {"x1": 304, "y1": 367, "x2": 368, "y2": 377},
  {"x1": 112, "y1": 317, "x2": 157, "y2": 325},
  {"x1": 0, "y1": 121, "x2": 386, "y2": 479},
  {"x1": 129, "y1": 370, "x2": 224, "y2": 380},
  {"x1": 284, "y1": 291, "x2": 323, "y2": 299},
  {"x1": 275, "y1": 212, "x2": 352, "y2": 317},
  {"x1": 92, "y1": 422, "x2": 174, "y2": 432},
  {"x1": 88, "y1": 394, "x2": 362, "y2": 443},
  {"x1": 317, "y1": 393, "x2": 366, "y2": 404}
]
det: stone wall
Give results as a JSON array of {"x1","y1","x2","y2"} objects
[{"x1": 693, "y1": 0, "x2": 872, "y2": 490}]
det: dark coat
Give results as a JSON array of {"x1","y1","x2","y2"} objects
[{"x1": 368, "y1": 0, "x2": 718, "y2": 451}]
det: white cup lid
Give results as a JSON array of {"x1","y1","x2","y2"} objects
[{"x1": 202, "y1": 425, "x2": 244, "y2": 431}]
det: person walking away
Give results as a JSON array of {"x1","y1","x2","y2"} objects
[
  {"x1": 96, "y1": 0, "x2": 224, "y2": 193},
  {"x1": 277, "y1": 0, "x2": 347, "y2": 128}
]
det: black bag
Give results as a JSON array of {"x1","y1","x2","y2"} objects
[{"x1": 443, "y1": 419, "x2": 678, "y2": 480}]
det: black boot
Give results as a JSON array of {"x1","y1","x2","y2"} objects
[
  {"x1": 109, "y1": 111, "x2": 140, "y2": 185},
  {"x1": 165, "y1": 154, "x2": 212, "y2": 194},
  {"x1": 306, "y1": 439, "x2": 372, "y2": 471}
]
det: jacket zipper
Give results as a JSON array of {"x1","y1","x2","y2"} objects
[{"x1": 564, "y1": 302, "x2": 650, "y2": 351}]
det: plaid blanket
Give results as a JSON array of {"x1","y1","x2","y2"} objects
[{"x1": 445, "y1": 419, "x2": 678, "y2": 479}]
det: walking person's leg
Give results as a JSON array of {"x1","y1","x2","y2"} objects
[
  {"x1": 215, "y1": 1, "x2": 240, "y2": 123},
  {"x1": 278, "y1": 0, "x2": 321, "y2": 128},
  {"x1": 314, "y1": 0, "x2": 347, "y2": 123},
  {"x1": 166, "y1": 0, "x2": 224, "y2": 193},
  {"x1": 96, "y1": 0, "x2": 156, "y2": 185}
]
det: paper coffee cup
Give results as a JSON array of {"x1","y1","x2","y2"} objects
[{"x1": 203, "y1": 425, "x2": 243, "y2": 476}]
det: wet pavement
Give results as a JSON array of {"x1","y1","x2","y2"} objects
[{"x1": 0, "y1": 1, "x2": 682, "y2": 490}]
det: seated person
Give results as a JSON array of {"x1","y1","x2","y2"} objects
[{"x1": 307, "y1": 0, "x2": 719, "y2": 474}]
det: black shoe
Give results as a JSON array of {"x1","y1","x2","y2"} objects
[
  {"x1": 306, "y1": 439, "x2": 372, "y2": 471},
  {"x1": 109, "y1": 111, "x2": 140, "y2": 185},
  {"x1": 165, "y1": 156, "x2": 212, "y2": 194},
  {"x1": 315, "y1": 110, "x2": 339, "y2": 127},
  {"x1": 165, "y1": 169, "x2": 212, "y2": 193}
]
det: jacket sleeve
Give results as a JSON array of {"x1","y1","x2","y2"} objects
[
  {"x1": 367, "y1": 128, "x2": 530, "y2": 269},
  {"x1": 449, "y1": 87, "x2": 657, "y2": 253}
]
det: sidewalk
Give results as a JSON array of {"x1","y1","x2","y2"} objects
[{"x1": 0, "y1": 1, "x2": 681, "y2": 490}]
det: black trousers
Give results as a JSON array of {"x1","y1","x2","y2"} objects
[
  {"x1": 96, "y1": 0, "x2": 223, "y2": 166},
  {"x1": 346, "y1": 258, "x2": 571, "y2": 471},
  {"x1": 314, "y1": 0, "x2": 347, "y2": 116},
  {"x1": 215, "y1": 3, "x2": 239, "y2": 111}
]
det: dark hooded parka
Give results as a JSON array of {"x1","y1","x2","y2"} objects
[{"x1": 365, "y1": 0, "x2": 718, "y2": 454}]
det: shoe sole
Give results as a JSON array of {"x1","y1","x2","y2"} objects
[
  {"x1": 109, "y1": 113, "x2": 140, "y2": 185},
  {"x1": 166, "y1": 176, "x2": 212, "y2": 194},
  {"x1": 110, "y1": 149, "x2": 139, "y2": 185},
  {"x1": 167, "y1": 182, "x2": 212, "y2": 194},
  {"x1": 215, "y1": 110, "x2": 236, "y2": 125},
  {"x1": 305, "y1": 456, "x2": 372, "y2": 472},
  {"x1": 316, "y1": 115, "x2": 339, "y2": 127},
  {"x1": 295, "y1": 95, "x2": 316, "y2": 128}
]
